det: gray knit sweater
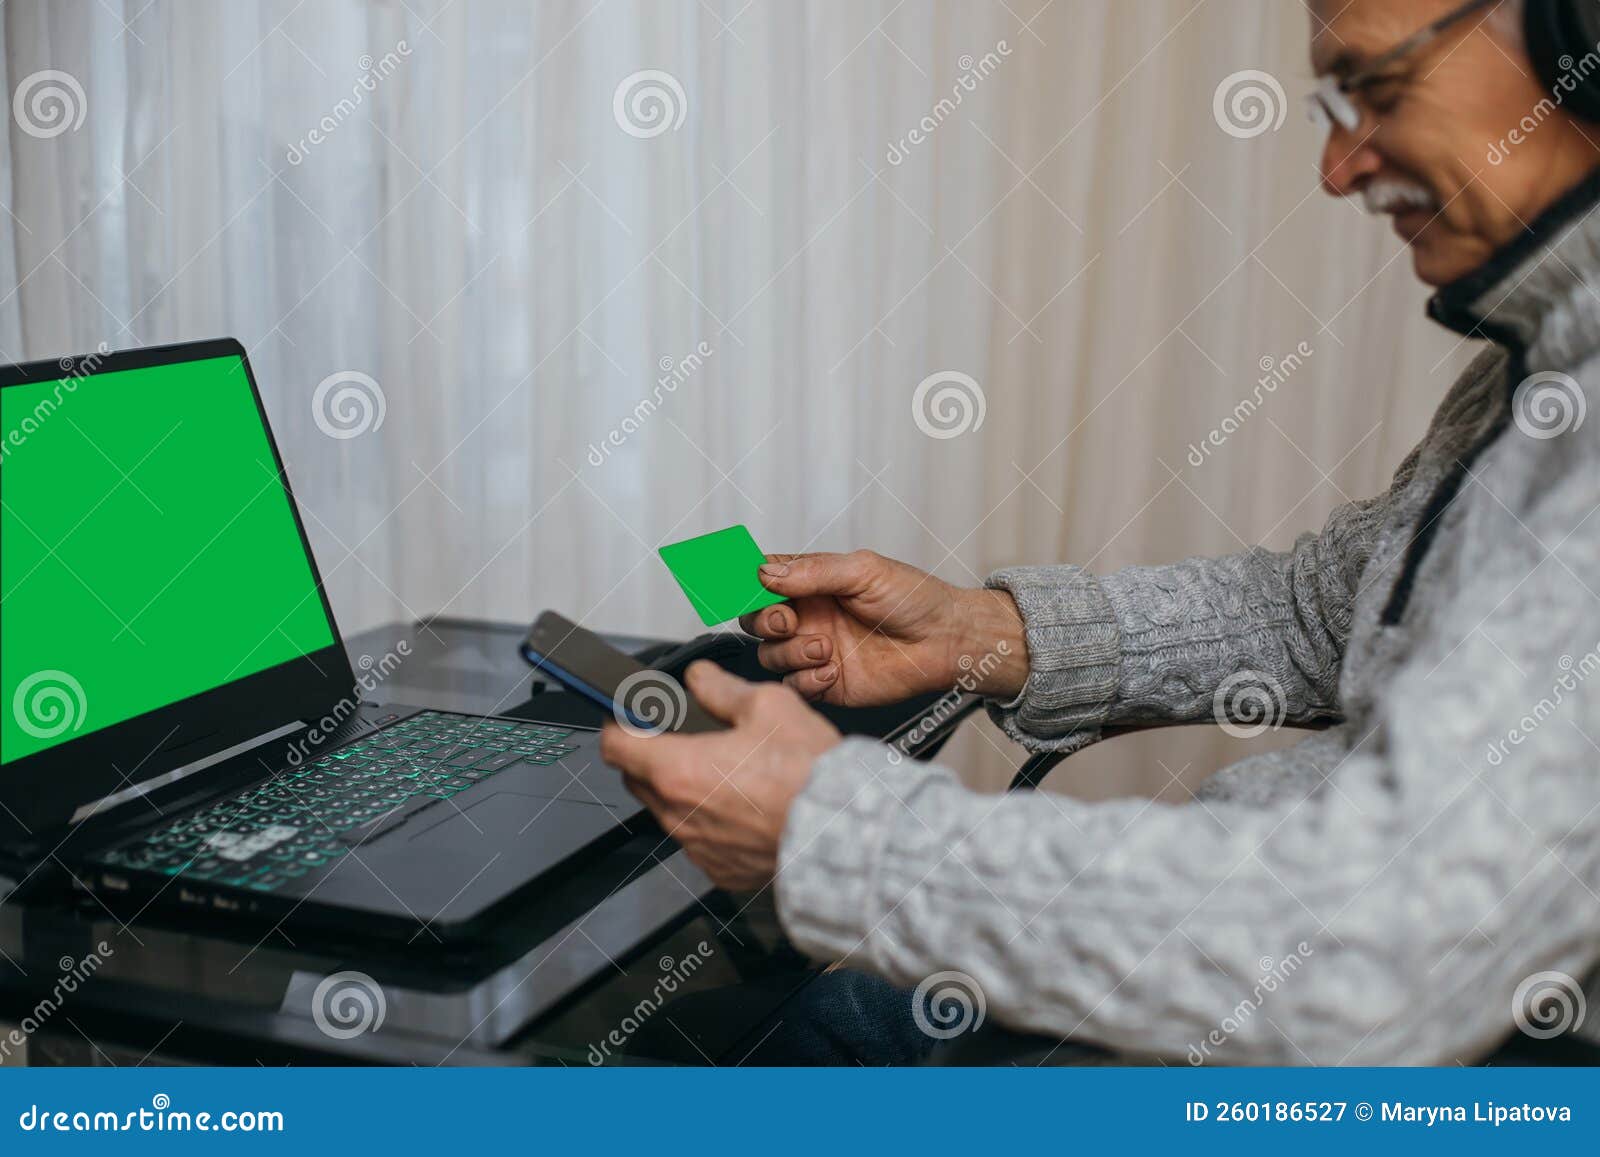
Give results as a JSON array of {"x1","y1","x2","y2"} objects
[{"x1": 776, "y1": 180, "x2": 1600, "y2": 1064}]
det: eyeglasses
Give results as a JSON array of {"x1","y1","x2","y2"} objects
[{"x1": 1305, "y1": 0, "x2": 1498, "y2": 134}]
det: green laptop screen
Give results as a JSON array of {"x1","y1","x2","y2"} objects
[{"x1": 1, "y1": 354, "x2": 336, "y2": 764}]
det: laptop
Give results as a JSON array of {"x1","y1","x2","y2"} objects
[{"x1": 0, "y1": 338, "x2": 643, "y2": 940}]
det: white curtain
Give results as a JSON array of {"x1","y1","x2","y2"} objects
[{"x1": 1, "y1": 0, "x2": 1477, "y2": 794}]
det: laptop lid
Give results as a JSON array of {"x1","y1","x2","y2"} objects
[{"x1": 0, "y1": 338, "x2": 354, "y2": 835}]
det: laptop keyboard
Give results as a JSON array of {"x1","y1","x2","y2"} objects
[{"x1": 90, "y1": 711, "x2": 580, "y2": 895}]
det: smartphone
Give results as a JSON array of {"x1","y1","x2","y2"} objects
[{"x1": 520, "y1": 611, "x2": 723, "y2": 734}]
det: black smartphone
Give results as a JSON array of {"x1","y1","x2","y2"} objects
[{"x1": 520, "y1": 611, "x2": 724, "y2": 734}]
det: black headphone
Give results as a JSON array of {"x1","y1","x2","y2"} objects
[{"x1": 1525, "y1": 0, "x2": 1600, "y2": 121}]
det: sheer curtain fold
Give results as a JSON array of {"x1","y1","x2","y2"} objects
[
  {"x1": 0, "y1": 41, "x2": 20, "y2": 361},
  {"x1": 1, "y1": 0, "x2": 1474, "y2": 792}
]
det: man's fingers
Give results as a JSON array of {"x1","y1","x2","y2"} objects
[
  {"x1": 757, "y1": 634, "x2": 831, "y2": 673},
  {"x1": 783, "y1": 663, "x2": 838, "y2": 701},
  {"x1": 739, "y1": 554, "x2": 809, "y2": 635},
  {"x1": 684, "y1": 659, "x2": 761, "y2": 724},
  {"x1": 758, "y1": 550, "x2": 876, "y2": 599},
  {"x1": 738, "y1": 602, "x2": 796, "y2": 639},
  {"x1": 598, "y1": 721, "x2": 691, "y2": 782}
]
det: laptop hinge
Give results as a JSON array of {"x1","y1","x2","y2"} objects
[{"x1": 70, "y1": 719, "x2": 307, "y2": 825}]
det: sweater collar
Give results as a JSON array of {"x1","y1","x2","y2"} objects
[{"x1": 1428, "y1": 167, "x2": 1600, "y2": 370}]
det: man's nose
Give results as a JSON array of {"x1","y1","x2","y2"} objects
[{"x1": 1320, "y1": 128, "x2": 1381, "y2": 196}]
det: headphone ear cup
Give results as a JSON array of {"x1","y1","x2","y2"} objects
[{"x1": 1525, "y1": 0, "x2": 1600, "y2": 123}]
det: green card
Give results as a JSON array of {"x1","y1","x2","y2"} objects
[{"x1": 658, "y1": 524, "x2": 787, "y2": 626}]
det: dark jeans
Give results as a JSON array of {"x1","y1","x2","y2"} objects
[
  {"x1": 740, "y1": 969, "x2": 941, "y2": 1066},
  {"x1": 741, "y1": 968, "x2": 1110, "y2": 1066},
  {"x1": 627, "y1": 967, "x2": 935, "y2": 1065},
  {"x1": 638, "y1": 967, "x2": 1100, "y2": 1065}
]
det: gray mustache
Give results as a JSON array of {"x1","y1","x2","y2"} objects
[{"x1": 1361, "y1": 180, "x2": 1437, "y2": 215}]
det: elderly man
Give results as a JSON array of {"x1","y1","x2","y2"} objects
[{"x1": 602, "y1": 0, "x2": 1600, "y2": 1064}]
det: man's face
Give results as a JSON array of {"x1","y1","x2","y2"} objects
[{"x1": 1312, "y1": 0, "x2": 1598, "y2": 285}]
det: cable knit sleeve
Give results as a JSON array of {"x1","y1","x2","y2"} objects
[
  {"x1": 983, "y1": 349, "x2": 1509, "y2": 750},
  {"x1": 985, "y1": 487, "x2": 1410, "y2": 748}
]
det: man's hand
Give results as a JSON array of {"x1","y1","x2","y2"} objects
[
  {"x1": 739, "y1": 550, "x2": 1029, "y2": 706},
  {"x1": 598, "y1": 660, "x2": 843, "y2": 892}
]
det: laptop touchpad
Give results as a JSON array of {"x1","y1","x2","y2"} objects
[{"x1": 406, "y1": 790, "x2": 620, "y2": 851}]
